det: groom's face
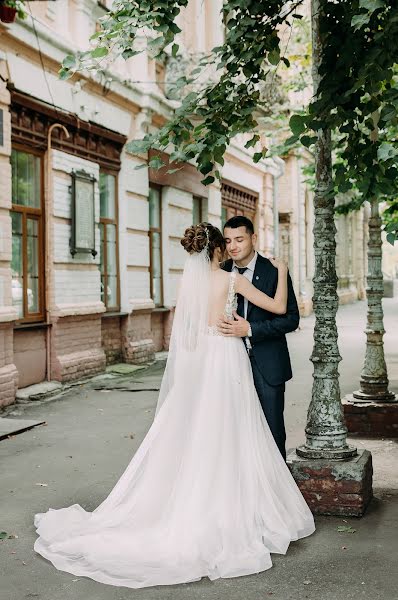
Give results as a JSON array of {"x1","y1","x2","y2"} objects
[{"x1": 223, "y1": 226, "x2": 257, "y2": 263}]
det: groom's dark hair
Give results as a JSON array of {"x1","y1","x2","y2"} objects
[{"x1": 223, "y1": 215, "x2": 255, "y2": 235}]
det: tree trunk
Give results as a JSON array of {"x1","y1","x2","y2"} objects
[{"x1": 296, "y1": 0, "x2": 357, "y2": 459}]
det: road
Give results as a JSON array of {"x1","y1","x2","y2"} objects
[{"x1": 1, "y1": 297, "x2": 397, "y2": 600}]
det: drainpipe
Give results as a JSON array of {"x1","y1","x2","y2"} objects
[
  {"x1": 46, "y1": 124, "x2": 70, "y2": 381},
  {"x1": 272, "y1": 156, "x2": 285, "y2": 257}
]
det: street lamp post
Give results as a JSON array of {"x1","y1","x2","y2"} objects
[{"x1": 353, "y1": 199, "x2": 395, "y2": 403}]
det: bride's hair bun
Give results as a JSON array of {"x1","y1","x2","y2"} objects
[{"x1": 181, "y1": 222, "x2": 226, "y2": 260}]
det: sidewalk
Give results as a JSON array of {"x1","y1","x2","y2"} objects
[{"x1": 0, "y1": 298, "x2": 397, "y2": 600}]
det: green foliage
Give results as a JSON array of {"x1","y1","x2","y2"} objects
[
  {"x1": 64, "y1": 0, "x2": 304, "y2": 183},
  {"x1": 288, "y1": 1, "x2": 398, "y2": 243},
  {"x1": 65, "y1": 0, "x2": 398, "y2": 243},
  {"x1": 2, "y1": 0, "x2": 27, "y2": 19}
]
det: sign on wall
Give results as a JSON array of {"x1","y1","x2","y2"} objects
[{"x1": 70, "y1": 170, "x2": 97, "y2": 257}]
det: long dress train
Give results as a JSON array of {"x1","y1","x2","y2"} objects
[{"x1": 34, "y1": 270, "x2": 315, "y2": 589}]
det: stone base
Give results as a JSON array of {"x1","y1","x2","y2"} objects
[
  {"x1": 343, "y1": 394, "x2": 398, "y2": 437},
  {"x1": 51, "y1": 313, "x2": 106, "y2": 382},
  {"x1": 123, "y1": 339, "x2": 155, "y2": 364},
  {"x1": 0, "y1": 363, "x2": 19, "y2": 408},
  {"x1": 122, "y1": 310, "x2": 155, "y2": 364},
  {"x1": 287, "y1": 449, "x2": 373, "y2": 517},
  {"x1": 53, "y1": 348, "x2": 106, "y2": 382}
]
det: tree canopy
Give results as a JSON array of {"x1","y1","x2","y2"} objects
[{"x1": 61, "y1": 0, "x2": 398, "y2": 243}]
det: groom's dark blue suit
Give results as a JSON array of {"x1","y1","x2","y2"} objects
[{"x1": 222, "y1": 254, "x2": 300, "y2": 460}]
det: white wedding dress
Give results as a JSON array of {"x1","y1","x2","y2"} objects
[{"x1": 34, "y1": 251, "x2": 315, "y2": 589}]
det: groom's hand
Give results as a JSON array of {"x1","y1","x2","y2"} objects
[{"x1": 217, "y1": 312, "x2": 250, "y2": 337}]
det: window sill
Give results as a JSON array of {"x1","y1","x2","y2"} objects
[
  {"x1": 152, "y1": 307, "x2": 171, "y2": 313},
  {"x1": 102, "y1": 311, "x2": 129, "y2": 319},
  {"x1": 14, "y1": 321, "x2": 51, "y2": 331}
]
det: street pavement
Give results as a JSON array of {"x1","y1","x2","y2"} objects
[{"x1": 0, "y1": 297, "x2": 397, "y2": 600}]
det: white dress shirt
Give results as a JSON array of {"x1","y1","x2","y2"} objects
[{"x1": 233, "y1": 251, "x2": 258, "y2": 319}]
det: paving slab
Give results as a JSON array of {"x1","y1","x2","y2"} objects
[{"x1": 0, "y1": 418, "x2": 46, "y2": 441}]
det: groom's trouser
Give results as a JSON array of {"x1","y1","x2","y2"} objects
[{"x1": 249, "y1": 355, "x2": 286, "y2": 461}]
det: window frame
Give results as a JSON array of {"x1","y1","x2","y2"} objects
[
  {"x1": 99, "y1": 169, "x2": 121, "y2": 312},
  {"x1": 192, "y1": 195, "x2": 208, "y2": 225},
  {"x1": 148, "y1": 184, "x2": 164, "y2": 308},
  {"x1": 11, "y1": 144, "x2": 45, "y2": 324}
]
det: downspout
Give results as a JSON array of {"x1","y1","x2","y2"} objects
[
  {"x1": 46, "y1": 124, "x2": 70, "y2": 381},
  {"x1": 272, "y1": 156, "x2": 285, "y2": 257}
]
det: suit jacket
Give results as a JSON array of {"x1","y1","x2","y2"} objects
[{"x1": 222, "y1": 254, "x2": 299, "y2": 386}]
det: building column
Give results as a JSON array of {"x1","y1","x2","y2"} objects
[{"x1": 0, "y1": 75, "x2": 18, "y2": 407}]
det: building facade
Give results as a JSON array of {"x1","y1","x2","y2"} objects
[{"x1": 0, "y1": 0, "x2": 374, "y2": 407}]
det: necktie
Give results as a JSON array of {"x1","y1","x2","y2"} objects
[{"x1": 236, "y1": 267, "x2": 247, "y2": 318}]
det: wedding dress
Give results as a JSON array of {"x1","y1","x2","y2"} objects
[{"x1": 34, "y1": 249, "x2": 315, "y2": 589}]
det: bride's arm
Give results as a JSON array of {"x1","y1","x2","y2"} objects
[{"x1": 235, "y1": 259, "x2": 288, "y2": 315}]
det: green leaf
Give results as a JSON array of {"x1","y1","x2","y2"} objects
[
  {"x1": 289, "y1": 114, "x2": 307, "y2": 136},
  {"x1": 148, "y1": 156, "x2": 164, "y2": 170},
  {"x1": 122, "y1": 49, "x2": 140, "y2": 59},
  {"x1": 245, "y1": 135, "x2": 260, "y2": 149},
  {"x1": 378, "y1": 143, "x2": 398, "y2": 161},
  {"x1": 380, "y1": 105, "x2": 396, "y2": 123},
  {"x1": 351, "y1": 13, "x2": 371, "y2": 30},
  {"x1": 201, "y1": 176, "x2": 214, "y2": 186},
  {"x1": 171, "y1": 43, "x2": 179, "y2": 58},
  {"x1": 337, "y1": 525, "x2": 357, "y2": 533},
  {"x1": 268, "y1": 49, "x2": 280, "y2": 66},
  {"x1": 386, "y1": 232, "x2": 396, "y2": 245},
  {"x1": 359, "y1": 0, "x2": 384, "y2": 12},
  {"x1": 0, "y1": 532, "x2": 7, "y2": 540},
  {"x1": 58, "y1": 67, "x2": 72, "y2": 81},
  {"x1": 63, "y1": 54, "x2": 77, "y2": 69},
  {"x1": 91, "y1": 46, "x2": 109, "y2": 59},
  {"x1": 301, "y1": 135, "x2": 316, "y2": 148},
  {"x1": 148, "y1": 36, "x2": 164, "y2": 49},
  {"x1": 126, "y1": 139, "x2": 152, "y2": 154},
  {"x1": 169, "y1": 22, "x2": 181, "y2": 35}
]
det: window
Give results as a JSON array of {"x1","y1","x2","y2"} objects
[
  {"x1": 192, "y1": 195, "x2": 208, "y2": 225},
  {"x1": 149, "y1": 186, "x2": 163, "y2": 307},
  {"x1": 221, "y1": 181, "x2": 257, "y2": 227},
  {"x1": 99, "y1": 171, "x2": 120, "y2": 311},
  {"x1": 11, "y1": 148, "x2": 44, "y2": 322}
]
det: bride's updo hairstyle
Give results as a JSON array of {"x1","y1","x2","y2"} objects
[{"x1": 181, "y1": 222, "x2": 226, "y2": 260}]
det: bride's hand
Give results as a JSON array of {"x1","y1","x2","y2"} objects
[{"x1": 269, "y1": 257, "x2": 288, "y2": 271}]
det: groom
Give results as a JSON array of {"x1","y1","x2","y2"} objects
[{"x1": 219, "y1": 216, "x2": 300, "y2": 460}]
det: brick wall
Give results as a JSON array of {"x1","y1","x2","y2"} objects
[
  {"x1": 151, "y1": 311, "x2": 165, "y2": 352},
  {"x1": 122, "y1": 310, "x2": 155, "y2": 364},
  {"x1": 101, "y1": 316, "x2": 123, "y2": 364},
  {"x1": 51, "y1": 314, "x2": 106, "y2": 381}
]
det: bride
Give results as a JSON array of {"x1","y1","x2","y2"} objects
[{"x1": 34, "y1": 222, "x2": 315, "y2": 589}]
